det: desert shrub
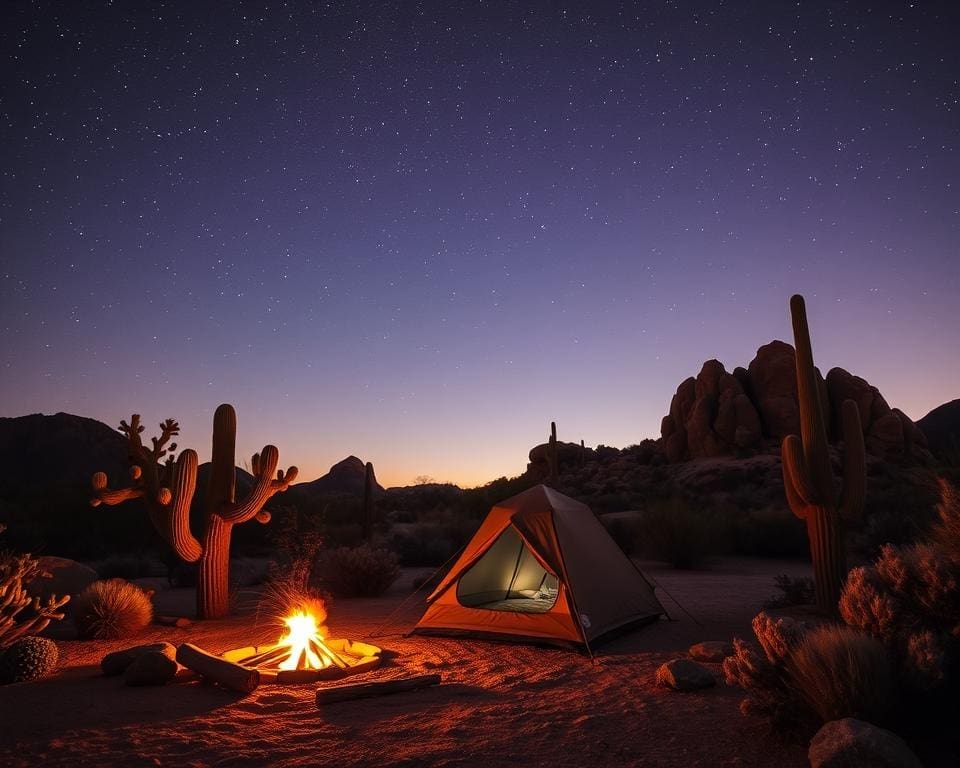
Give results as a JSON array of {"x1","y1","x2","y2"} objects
[
  {"x1": 765, "y1": 574, "x2": 815, "y2": 608},
  {"x1": 320, "y1": 545, "x2": 400, "y2": 597},
  {"x1": 0, "y1": 636, "x2": 59, "y2": 683},
  {"x1": 0, "y1": 525, "x2": 70, "y2": 648},
  {"x1": 73, "y1": 579, "x2": 153, "y2": 639},
  {"x1": 731, "y1": 506, "x2": 809, "y2": 558},
  {"x1": 723, "y1": 612, "x2": 811, "y2": 731},
  {"x1": 786, "y1": 625, "x2": 895, "y2": 725},
  {"x1": 389, "y1": 516, "x2": 476, "y2": 567},
  {"x1": 840, "y1": 478, "x2": 960, "y2": 692},
  {"x1": 638, "y1": 496, "x2": 720, "y2": 568},
  {"x1": 602, "y1": 515, "x2": 643, "y2": 555},
  {"x1": 725, "y1": 612, "x2": 895, "y2": 734}
]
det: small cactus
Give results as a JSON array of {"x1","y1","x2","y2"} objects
[{"x1": 0, "y1": 636, "x2": 59, "y2": 683}]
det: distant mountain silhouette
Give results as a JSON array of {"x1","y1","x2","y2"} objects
[
  {"x1": 917, "y1": 399, "x2": 960, "y2": 459},
  {"x1": 297, "y1": 455, "x2": 383, "y2": 497}
]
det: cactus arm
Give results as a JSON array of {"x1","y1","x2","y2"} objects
[
  {"x1": 221, "y1": 445, "x2": 297, "y2": 524},
  {"x1": 839, "y1": 399, "x2": 866, "y2": 523},
  {"x1": 782, "y1": 434, "x2": 820, "y2": 513},
  {"x1": 789, "y1": 295, "x2": 837, "y2": 505},
  {"x1": 782, "y1": 437, "x2": 812, "y2": 518},
  {"x1": 90, "y1": 469, "x2": 146, "y2": 506},
  {"x1": 158, "y1": 449, "x2": 203, "y2": 562}
]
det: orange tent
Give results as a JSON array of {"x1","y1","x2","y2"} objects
[{"x1": 414, "y1": 485, "x2": 664, "y2": 648}]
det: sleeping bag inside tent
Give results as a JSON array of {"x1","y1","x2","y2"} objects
[{"x1": 414, "y1": 485, "x2": 664, "y2": 647}]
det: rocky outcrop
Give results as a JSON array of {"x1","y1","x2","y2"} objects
[
  {"x1": 661, "y1": 341, "x2": 929, "y2": 463},
  {"x1": 661, "y1": 361, "x2": 762, "y2": 462},
  {"x1": 528, "y1": 440, "x2": 594, "y2": 479},
  {"x1": 299, "y1": 456, "x2": 384, "y2": 497}
]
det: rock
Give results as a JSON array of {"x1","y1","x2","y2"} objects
[
  {"x1": 101, "y1": 642, "x2": 176, "y2": 677},
  {"x1": 688, "y1": 640, "x2": 734, "y2": 663},
  {"x1": 661, "y1": 362, "x2": 763, "y2": 461},
  {"x1": 527, "y1": 440, "x2": 594, "y2": 478},
  {"x1": 123, "y1": 650, "x2": 179, "y2": 686},
  {"x1": 26, "y1": 556, "x2": 98, "y2": 602},
  {"x1": 746, "y1": 340, "x2": 802, "y2": 439},
  {"x1": 654, "y1": 658, "x2": 716, "y2": 691},
  {"x1": 155, "y1": 615, "x2": 192, "y2": 628},
  {"x1": 661, "y1": 341, "x2": 928, "y2": 463},
  {"x1": 809, "y1": 718, "x2": 923, "y2": 768}
]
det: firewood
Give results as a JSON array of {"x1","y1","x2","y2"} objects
[
  {"x1": 176, "y1": 642, "x2": 260, "y2": 693},
  {"x1": 315, "y1": 674, "x2": 441, "y2": 705}
]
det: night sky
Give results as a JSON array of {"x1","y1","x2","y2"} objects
[{"x1": 2, "y1": 2, "x2": 958, "y2": 487}]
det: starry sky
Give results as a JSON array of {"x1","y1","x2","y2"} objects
[{"x1": 1, "y1": 1, "x2": 958, "y2": 488}]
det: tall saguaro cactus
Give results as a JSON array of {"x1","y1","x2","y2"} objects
[
  {"x1": 91, "y1": 404, "x2": 297, "y2": 619},
  {"x1": 781, "y1": 295, "x2": 866, "y2": 614},
  {"x1": 362, "y1": 461, "x2": 375, "y2": 542}
]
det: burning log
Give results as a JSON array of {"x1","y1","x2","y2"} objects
[
  {"x1": 315, "y1": 674, "x2": 442, "y2": 705},
  {"x1": 176, "y1": 642, "x2": 260, "y2": 693}
]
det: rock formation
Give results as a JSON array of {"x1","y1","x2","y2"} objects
[{"x1": 661, "y1": 341, "x2": 929, "y2": 463}]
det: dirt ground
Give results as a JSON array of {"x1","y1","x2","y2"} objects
[{"x1": 0, "y1": 558, "x2": 815, "y2": 768}]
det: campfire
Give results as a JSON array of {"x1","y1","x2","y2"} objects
[{"x1": 223, "y1": 601, "x2": 381, "y2": 685}]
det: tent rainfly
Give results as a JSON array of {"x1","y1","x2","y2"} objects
[{"x1": 414, "y1": 485, "x2": 664, "y2": 648}]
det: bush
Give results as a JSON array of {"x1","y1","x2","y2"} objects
[
  {"x1": 840, "y1": 478, "x2": 960, "y2": 692},
  {"x1": 73, "y1": 579, "x2": 153, "y2": 639},
  {"x1": 786, "y1": 625, "x2": 895, "y2": 725},
  {"x1": 639, "y1": 496, "x2": 720, "y2": 568},
  {"x1": 320, "y1": 545, "x2": 400, "y2": 597}
]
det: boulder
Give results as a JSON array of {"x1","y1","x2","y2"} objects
[
  {"x1": 688, "y1": 640, "x2": 734, "y2": 663},
  {"x1": 654, "y1": 658, "x2": 716, "y2": 691},
  {"x1": 26, "y1": 556, "x2": 98, "y2": 602},
  {"x1": 123, "y1": 649, "x2": 179, "y2": 686},
  {"x1": 101, "y1": 642, "x2": 176, "y2": 677},
  {"x1": 809, "y1": 718, "x2": 923, "y2": 768},
  {"x1": 661, "y1": 363, "x2": 763, "y2": 461},
  {"x1": 746, "y1": 340, "x2": 802, "y2": 439}
]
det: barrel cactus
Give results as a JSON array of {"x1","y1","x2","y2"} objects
[{"x1": 0, "y1": 636, "x2": 59, "y2": 683}]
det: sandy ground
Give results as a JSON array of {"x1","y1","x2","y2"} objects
[{"x1": 0, "y1": 559, "x2": 814, "y2": 768}]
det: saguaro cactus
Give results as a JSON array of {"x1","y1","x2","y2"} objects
[
  {"x1": 781, "y1": 295, "x2": 866, "y2": 614},
  {"x1": 547, "y1": 421, "x2": 559, "y2": 487},
  {"x1": 362, "y1": 461, "x2": 375, "y2": 542},
  {"x1": 91, "y1": 404, "x2": 297, "y2": 619}
]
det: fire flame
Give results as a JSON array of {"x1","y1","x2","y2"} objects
[{"x1": 277, "y1": 610, "x2": 330, "y2": 671}]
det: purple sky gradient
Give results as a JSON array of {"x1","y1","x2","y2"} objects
[{"x1": 2, "y1": 2, "x2": 958, "y2": 487}]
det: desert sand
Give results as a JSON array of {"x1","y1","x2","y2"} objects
[{"x1": 0, "y1": 559, "x2": 813, "y2": 768}]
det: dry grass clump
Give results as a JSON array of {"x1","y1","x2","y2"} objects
[
  {"x1": 73, "y1": 579, "x2": 153, "y2": 639},
  {"x1": 786, "y1": 624, "x2": 894, "y2": 725},
  {"x1": 321, "y1": 544, "x2": 400, "y2": 597}
]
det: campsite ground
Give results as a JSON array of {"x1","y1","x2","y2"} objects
[{"x1": 0, "y1": 558, "x2": 813, "y2": 767}]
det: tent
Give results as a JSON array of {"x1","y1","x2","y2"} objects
[{"x1": 414, "y1": 485, "x2": 664, "y2": 648}]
